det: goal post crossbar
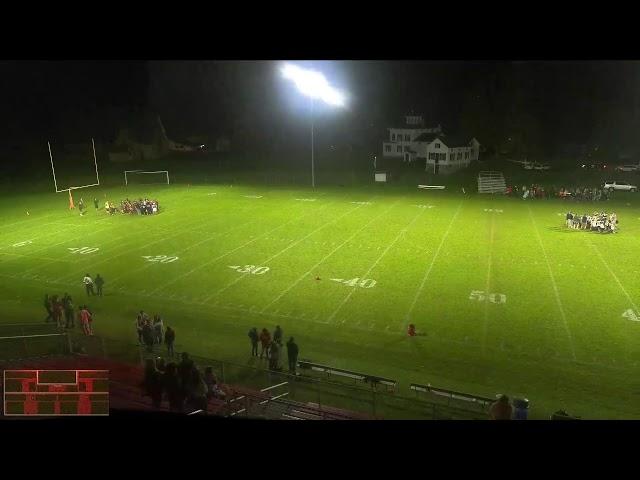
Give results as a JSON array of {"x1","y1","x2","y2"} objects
[
  {"x1": 124, "y1": 170, "x2": 170, "y2": 186},
  {"x1": 48, "y1": 138, "x2": 100, "y2": 193}
]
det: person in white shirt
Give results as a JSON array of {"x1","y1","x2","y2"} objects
[{"x1": 83, "y1": 274, "x2": 95, "y2": 296}]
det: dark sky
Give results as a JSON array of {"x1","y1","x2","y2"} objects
[{"x1": 1, "y1": 60, "x2": 639, "y2": 155}]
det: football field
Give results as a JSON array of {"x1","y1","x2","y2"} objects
[{"x1": 1, "y1": 183, "x2": 639, "y2": 419}]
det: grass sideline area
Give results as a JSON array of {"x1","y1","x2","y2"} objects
[{"x1": 0, "y1": 182, "x2": 639, "y2": 419}]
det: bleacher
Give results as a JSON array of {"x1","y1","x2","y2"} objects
[
  {"x1": 477, "y1": 171, "x2": 506, "y2": 194},
  {"x1": 297, "y1": 360, "x2": 397, "y2": 392},
  {"x1": 410, "y1": 383, "x2": 494, "y2": 413}
]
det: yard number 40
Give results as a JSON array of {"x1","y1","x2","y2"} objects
[{"x1": 622, "y1": 309, "x2": 640, "y2": 322}]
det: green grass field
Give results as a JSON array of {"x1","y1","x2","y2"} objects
[{"x1": 1, "y1": 182, "x2": 639, "y2": 419}]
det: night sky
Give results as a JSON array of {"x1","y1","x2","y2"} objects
[{"x1": 1, "y1": 60, "x2": 639, "y2": 157}]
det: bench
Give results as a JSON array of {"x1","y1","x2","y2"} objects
[
  {"x1": 410, "y1": 383, "x2": 494, "y2": 408},
  {"x1": 297, "y1": 360, "x2": 397, "y2": 392}
]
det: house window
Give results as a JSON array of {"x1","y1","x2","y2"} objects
[
  {"x1": 465, "y1": 151, "x2": 469, "y2": 159},
  {"x1": 457, "y1": 153, "x2": 462, "y2": 160},
  {"x1": 397, "y1": 146, "x2": 402, "y2": 153},
  {"x1": 391, "y1": 133, "x2": 396, "y2": 141},
  {"x1": 404, "y1": 146, "x2": 409, "y2": 152},
  {"x1": 450, "y1": 153, "x2": 455, "y2": 161},
  {"x1": 405, "y1": 134, "x2": 410, "y2": 141},
  {"x1": 440, "y1": 153, "x2": 446, "y2": 161},
  {"x1": 435, "y1": 143, "x2": 440, "y2": 149},
  {"x1": 385, "y1": 145, "x2": 391, "y2": 153}
]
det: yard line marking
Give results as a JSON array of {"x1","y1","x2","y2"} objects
[
  {"x1": 261, "y1": 200, "x2": 401, "y2": 313},
  {"x1": 152, "y1": 201, "x2": 336, "y2": 297},
  {"x1": 329, "y1": 207, "x2": 424, "y2": 324},
  {"x1": 586, "y1": 240, "x2": 640, "y2": 313},
  {"x1": 404, "y1": 201, "x2": 464, "y2": 327},
  {"x1": 481, "y1": 212, "x2": 497, "y2": 354},
  {"x1": 201, "y1": 200, "x2": 370, "y2": 303},
  {"x1": 528, "y1": 205, "x2": 577, "y2": 361}
]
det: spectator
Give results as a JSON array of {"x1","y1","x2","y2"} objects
[
  {"x1": 142, "y1": 320, "x2": 155, "y2": 353},
  {"x1": 203, "y1": 366, "x2": 227, "y2": 400},
  {"x1": 80, "y1": 305, "x2": 93, "y2": 336},
  {"x1": 63, "y1": 293, "x2": 75, "y2": 329},
  {"x1": 83, "y1": 273, "x2": 95, "y2": 296},
  {"x1": 142, "y1": 359, "x2": 163, "y2": 409},
  {"x1": 178, "y1": 352, "x2": 195, "y2": 389},
  {"x1": 43, "y1": 294, "x2": 54, "y2": 323},
  {"x1": 94, "y1": 274, "x2": 104, "y2": 297},
  {"x1": 163, "y1": 362, "x2": 184, "y2": 413},
  {"x1": 52, "y1": 295, "x2": 64, "y2": 329},
  {"x1": 153, "y1": 315, "x2": 164, "y2": 344},
  {"x1": 273, "y1": 325, "x2": 283, "y2": 345},
  {"x1": 286, "y1": 337, "x2": 299, "y2": 374},
  {"x1": 135, "y1": 311, "x2": 147, "y2": 344},
  {"x1": 489, "y1": 394, "x2": 513, "y2": 420},
  {"x1": 248, "y1": 327, "x2": 259, "y2": 357},
  {"x1": 259, "y1": 328, "x2": 271, "y2": 360},
  {"x1": 165, "y1": 326, "x2": 176, "y2": 357},
  {"x1": 187, "y1": 368, "x2": 208, "y2": 412},
  {"x1": 269, "y1": 341, "x2": 282, "y2": 371}
]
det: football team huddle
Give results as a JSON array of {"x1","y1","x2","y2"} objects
[{"x1": 565, "y1": 211, "x2": 618, "y2": 233}]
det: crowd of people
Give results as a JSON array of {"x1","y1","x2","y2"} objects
[
  {"x1": 248, "y1": 325, "x2": 299, "y2": 374},
  {"x1": 134, "y1": 310, "x2": 176, "y2": 355},
  {"x1": 118, "y1": 198, "x2": 160, "y2": 215},
  {"x1": 565, "y1": 211, "x2": 618, "y2": 233},
  {"x1": 505, "y1": 184, "x2": 613, "y2": 202},
  {"x1": 142, "y1": 352, "x2": 227, "y2": 412},
  {"x1": 43, "y1": 293, "x2": 94, "y2": 335}
]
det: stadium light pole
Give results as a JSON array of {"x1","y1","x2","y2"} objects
[{"x1": 281, "y1": 63, "x2": 346, "y2": 188}]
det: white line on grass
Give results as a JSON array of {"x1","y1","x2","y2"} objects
[
  {"x1": 527, "y1": 205, "x2": 577, "y2": 361},
  {"x1": 404, "y1": 201, "x2": 464, "y2": 327},
  {"x1": 481, "y1": 213, "x2": 496, "y2": 354},
  {"x1": 327, "y1": 208, "x2": 424, "y2": 324},
  {"x1": 149, "y1": 201, "x2": 336, "y2": 297},
  {"x1": 260, "y1": 200, "x2": 402, "y2": 313},
  {"x1": 586, "y1": 240, "x2": 640, "y2": 313},
  {"x1": 200, "y1": 200, "x2": 371, "y2": 303}
]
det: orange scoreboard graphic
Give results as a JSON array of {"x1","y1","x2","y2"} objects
[{"x1": 3, "y1": 370, "x2": 109, "y2": 416}]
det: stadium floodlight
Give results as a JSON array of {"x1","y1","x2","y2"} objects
[{"x1": 281, "y1": 63, "x2": 346, "y2": 188}]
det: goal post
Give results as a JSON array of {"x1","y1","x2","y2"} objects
[
  {"x1": 124, "y1": 170, "x2": 170, "y2": 186},
  {"x1": 48, "y1": 138, "x2": 100, "y2": 193}
]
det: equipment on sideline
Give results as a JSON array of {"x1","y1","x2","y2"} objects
[
  {"x1": 375, "y1": 172, "x2": 387, "y2": 183},
  {"x1": 124, "y1": 170, "x2": 170, "y2": 186},
  {"x1": 418, "y1": 185, "x2": 445, "y2": 190}
]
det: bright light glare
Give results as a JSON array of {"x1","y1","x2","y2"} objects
[{"x1": 281, "y1": 63, "x2": 346, "y2": 107}]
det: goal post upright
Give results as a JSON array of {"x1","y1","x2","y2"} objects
[
  {"x1": 48, "y1": 138, "x2": 101, "y2": 193},
  {"x1": 48, "y1": 141, "x2": 60, "y2": 192}
]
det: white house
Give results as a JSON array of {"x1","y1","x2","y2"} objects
[{"x1": 382, "y1": 115, "x2": 480, "y2": 174}]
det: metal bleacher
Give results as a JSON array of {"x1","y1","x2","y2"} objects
[{"x1": 477, "y1": 171, "x2": 506, "y2": 194}]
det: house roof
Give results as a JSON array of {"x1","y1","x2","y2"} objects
[
  {"x1": 414, "y1": 133, "x2": 443, "y2": 143},
  {"x1": 439, "y1": 134, "x2": 472, "y2": 148}
]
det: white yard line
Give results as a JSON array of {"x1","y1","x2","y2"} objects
[
  {"x1": 261, "y1": 200, "x2": 402, "y2": 313},
  {"x1": 149, "y1": 202, "x2": 336, "y2": 297},
  {"x1": 586, "y1": 240, "x2": 640, "y2": 313},
  {"x1": 527, "y1": 205, "x2": 577, "y2": 361},
  {"x1": 481, "y1": 213, "x2": 496, "y2": 354},
  {"x1": 201, "y1": 200, "x2": 371, "y2": 304},
  {"x1": 404, "y1": 201, "x2": 464, "y2": 327},
  {"x1": 327, "y1": 208, "x2": 424, "y2": 324}
]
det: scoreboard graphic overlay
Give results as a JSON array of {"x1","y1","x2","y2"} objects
[{"x1": 3, "y1": 370, "x2": 109, "y2": 416}]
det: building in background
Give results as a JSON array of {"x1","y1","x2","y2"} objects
[{"x1": 382, "y1": 114, "x2": 480, "y2": 174}]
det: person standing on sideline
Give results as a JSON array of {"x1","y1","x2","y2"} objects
[
  {"x1": 273, "y1": 325, "x2": 283, "y2": 345},
  {"x1": 83, "y1": 274, "x2": 95, "y2": 296},
  {"x1": 165, "y1": 326, "x2": 176, "y2": 357},
  {"x1": 63, "y1": 293, "x2": 75, "y2": 329},
  {"x1": 142, "y1": 320, "x2": 154, "y2": 353},
  {"x1": 248, "y1": 327, "x2": 259, "y2": 357},
  {"x1": 94, "y1": 274, "x2": 104, "y2": 297},
  {"x1": 93, "y1": 197, "x2": 99, "y2": 211},
  {"x1": 286, "y1": 337, "x2": 299, "y2": 374},
  {"x1": 269, "y1": 340, "x2": 281, "y2": 371},
  {"x1": 80, "y1": 305, "x2": 92, "y2": 336},
  {"x1": 136, "y1": 311, "x2": 148, "y2": 344},
  {"x1": 153, "y1": 315, "x2": 164, "y2": 344},
  {"x1": 44, "y1": 294, "x2": 54, "y2": 323},
  {"x1": 259, "y1": 328, "x2": 272, "y2": 360},
  {"x1": 489, "y1": 394, "x2": 513, "y2": 420},
  {"x1": 78, "y1": 198, "x2": 85, "y2": 216}
]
